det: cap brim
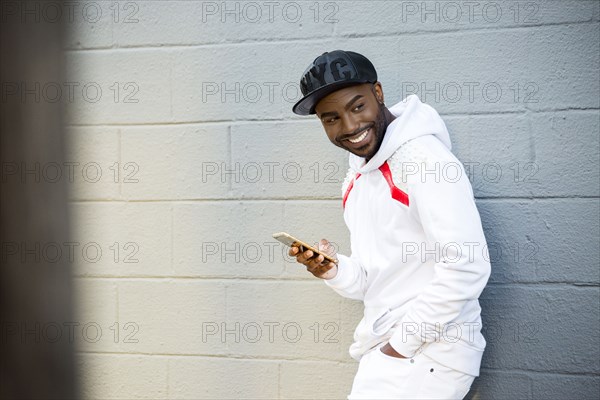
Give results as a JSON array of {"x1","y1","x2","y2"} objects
[{"x1": 292, "y1": 80, "x2": 371, "y2": 116}]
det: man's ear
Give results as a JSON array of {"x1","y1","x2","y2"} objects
[{"x1": 372, "y1": 82, "x2": 384, "y2": 104}]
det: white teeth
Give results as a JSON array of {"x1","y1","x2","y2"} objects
[{"x1": 349, "y1": 129, "x2": 369, "y2": 144}]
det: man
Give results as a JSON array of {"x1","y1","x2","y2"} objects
[{"x1": 289, "y1": 50, "x2": 491, "y2": 399}]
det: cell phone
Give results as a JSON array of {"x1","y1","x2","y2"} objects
[{"x1": 272, "y1": 232, "x2": 338, "y2": 265}]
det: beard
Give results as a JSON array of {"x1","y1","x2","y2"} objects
[{"x1": 363, "y1": 102, "x2": 389, "y2": 161}]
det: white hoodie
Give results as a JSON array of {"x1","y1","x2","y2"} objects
[{"x1": 325, "y1": 94, "x2": 491, "y2": 377}]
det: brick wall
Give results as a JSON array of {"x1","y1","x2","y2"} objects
[{"x1": 57, "y1": 1, "x2": 600, "y2": 398}]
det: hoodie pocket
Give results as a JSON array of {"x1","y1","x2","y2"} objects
[
  {"x1": 370, "y1": 304, "x2": 410, "y2": 336},
  {"x1": 356, "y1": 307, "x2": 389, "y2": 340},
  {"x1": 371, "y1": 308, "x2": 393, "y2": 336}
]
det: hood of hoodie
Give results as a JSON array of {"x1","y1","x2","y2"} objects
[{"x1": 349, "y1": 95, "x2": 452, "y2": 173}]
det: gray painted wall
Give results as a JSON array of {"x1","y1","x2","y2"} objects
[{"x1": 59, "y1": 0, "x2": 599, "y2": 398}]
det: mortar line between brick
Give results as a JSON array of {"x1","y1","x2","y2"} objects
[
  {"x1": 526, "y1": 110, "x2": 536, "y2": 165},
  {"x1": 68, "y1": 198, "x2": 344, "y2": 203},
  {"x1": 115, "y1": 282, "x2": 119, "y2": 326},
  {"x1": 528, "y1": 375, "x2": 533, "y2": 399},
  {"x1": 73, "y1": 345, "x2": 600, "y2": 376},
  {"x1": 224, "y1": 279, "x2": 230, "y2": 355},
  {"x1": 227, "y1": 125, "x2": 232, "y2": 193},
  {"x1": 62, "y1": 108, "x2": 600, "y2": 127},
  {"x1": 63, "y1": 19, "x2": 600, "y2": 53},
  {"x1": 73, "y1": 276, "x2": 328, "y2": 282},
  {"x1": 334, "y1": 20, "x2": 599, "y2": 39},
  {"x1": 75, "y1": 350, "x2": 355, "y2": 364},
  {"x1": 169, "y1": 60, "x2": 173, "y2": 119},
  {"x1": 486, "y1": 282, "x2": 600, "y2": 288},
  {"x1": 170, "y1": 203, "x2": 174, "y2": 275},
  {"x1": 118, "y1": 128, "x2": 122, "y2": 198},
  {"x1": 479, "y1": 367, "x2": 600, "y2": 378},
  {"x1": 166, "y1": 358, "x2": 170, "y2": 399},
  {"x1": 72, "y1": 351, "x2": 600, "y2": 377},
  {"x1": 66, "y1": 196, "x2": 600, "y2": 204},
  {"x1": 72, "y1": 277, "x2": 599, "y2": 287},
  {"x1": 277, "y1": 361, "x2": 281, "y2": 399}
]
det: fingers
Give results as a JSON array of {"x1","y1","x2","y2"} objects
[
  {"x1": 288, "y1": 246, "x2": 311, "y2": 262},
  {"x1": 304, "y1": 253, "x2": 329, "y2": 271},
  {"x1": 319, "y1": 238, "x2": 336, "y2": 258},
  {"x1": 288, "y1": 246, "x2": 313, "y2": 260},
  {"x1": 306, "y1": 259, "x2": 336, "y2": 278},
  {"x1": 318, "y1": 239, "x2": 328, "y2": 255},
  {"x1": 288, "y1": 246, "x2": 299, "y2": 257},
  {"x1": 289, "y1": 242, "x2": 335, "y2": 279},
  {"x1": 292, "y1": 247, "x2": 327, "y2": 267},
  {"x1": 287, "y1": 243, "x2": 336, "y2": 279},
  {"x1": 297, "y1": 250, "x2": 318, "y2": 264}
]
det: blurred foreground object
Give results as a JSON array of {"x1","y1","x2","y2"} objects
[{"x1": 1, "y1": 2, "x2": 77, "y2": 398}]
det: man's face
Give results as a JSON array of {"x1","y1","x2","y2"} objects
[{"x1": 315, "y1": 83, "x2": 388, "y2": 160}]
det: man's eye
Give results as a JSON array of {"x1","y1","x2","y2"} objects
[
  {"x1": 353, "y1": 104, "x2": 364, "y2": 111},
  {"x1": 324, "y1": 117, "x2": 337, "y2": 124}
]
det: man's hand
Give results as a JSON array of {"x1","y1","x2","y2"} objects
[
  {"x1": 380, "y1": 342, "x2": 408, "y2": 359},
  {"x1": 289, "y1": 239, "x2": 338, "y2": 280}
]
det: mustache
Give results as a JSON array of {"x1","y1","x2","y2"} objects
[{"x1": 340, "y1": 123, "x2": 375, "y2": 141}]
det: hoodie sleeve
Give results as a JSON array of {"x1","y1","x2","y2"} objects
[
  {"x1": 388, "y1": 157, "x2": 491, "y2": 358},
  {"x1": 323, "y1": 253, "x2": 368, "y2": 301}
]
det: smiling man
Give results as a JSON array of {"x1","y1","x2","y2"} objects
[{"x1": 290, "y1": 50, "x2": 491, "y2": 399}]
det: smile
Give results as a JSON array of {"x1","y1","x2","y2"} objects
[{"x1": 348, "y1": 128, "x2": 370, "y2": 144}]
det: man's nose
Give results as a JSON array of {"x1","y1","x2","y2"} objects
[{"x1": 340, "y1": 114, "x2": 360, "y2": 136}]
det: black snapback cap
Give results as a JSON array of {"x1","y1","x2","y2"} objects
[{"x1": 292, "y1": 50, "x2": 378, "y2": 115}]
